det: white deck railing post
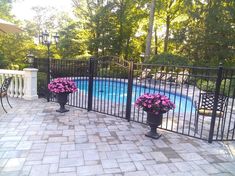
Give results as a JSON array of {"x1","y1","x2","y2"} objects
[
  {"x1": 23, "y1": 68, "x2": 38, "y2": 100},
  {"x1": 0, "y1": 69, "x2": 38, "y2": 100}
]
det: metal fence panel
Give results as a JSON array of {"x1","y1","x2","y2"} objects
[
  {"x1": 214, "y1": 68, "x2": 235, "y2": 141},
  {"x1": 33, "y1": 58, "x2": 48, "y2": 99},
  {"x1": 34, "y1": 58, "x2": 235, "y2": 142},
  {"x1": 91, "y1": 59, "x2": 129, "y2": 119}
]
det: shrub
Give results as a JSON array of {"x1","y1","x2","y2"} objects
[
  {"x1": 149, "y1": 53, "x2": 191, "y2": 66},
  {"x1": 196, "y1": 79, "x2": 216, "y2": 92},
  {"x1": 98, "y1": 66, "x2": 128, "y2": 78},
  {"x1": 196, "y1": 78, "x2": 235, "y2": 97}
]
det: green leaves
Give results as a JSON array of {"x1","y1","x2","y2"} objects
[{"x1": 0, "y1": 0, "x2": 234, "y2": 68}]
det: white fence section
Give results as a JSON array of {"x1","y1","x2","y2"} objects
[{"x1": 0, "y1": 68, "x2": 38, "y2": 100}]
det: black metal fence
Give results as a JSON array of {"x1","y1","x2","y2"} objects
[
  {"x1": 34, "y1": 57, "x2": 235, "y2": 142},
  {"x1": 131, "y1": 64, "x2": 235, "y2": 142},
  {"x1": 33, "y1": 58, "x2": 48, "y2": 98}
]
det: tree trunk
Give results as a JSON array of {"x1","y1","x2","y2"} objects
[
  {"x1": 164, "y1": 15, "x2": 170, "y2": 53},
  {"x1": 94, "y1": 32, "x2": 99, "y2": 56},
  {"x1": 95, "y1": 29, "x2": 99, "y2": 56},
  {"x1": 118, "y1": 0, "x2": 125, "y2": 56},
  {"x1": 124, "y1": 37, "x2": 130, "y2": 60},
  {"x1": 144, "y1": 0, "x2": 156, "y2": 62},
  {"x1": 154, "y1": 27, "x2": 158, "y2": 55}
]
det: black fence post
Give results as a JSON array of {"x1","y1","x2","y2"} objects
[
  {"x1": 88, "y1": 57, "x2": 95, "y2": 111},
  {"x1": 47, "y1": 57, "x2": 50, "y2": 102},
  {"x1": 208, "y1": 63, "x2": 223, "y2": 143},
  {"x1": 32, "y1": 57, "x2": 37, "y2": 69},
  {"x1": 126, "y1": 61, "x2": 134, "y2": 121}
]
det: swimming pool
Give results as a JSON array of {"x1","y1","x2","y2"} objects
[{"x1": 75, "y1": 79, "x2": 195, "y2": 113}]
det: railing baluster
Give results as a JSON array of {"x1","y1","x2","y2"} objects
[
  {"x1": 14, "y1": 76, "x2": 19, "y2": 97},
  {"x1": 19, "y1": 75, "x2": 23, "y2": 98},
  {"x1": 10, "y1": 74, "x2": 14, "y2": 97}
]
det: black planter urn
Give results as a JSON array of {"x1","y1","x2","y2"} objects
[
  {"x1": 145, "y1": 112, "x2": 163, "y2": 139},
  {"x1": 56, "y1": 93, "x2": 69, "y2": 113}
]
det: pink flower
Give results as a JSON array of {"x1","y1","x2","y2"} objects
[
  {"x1": 48, "y1": 78, "x2": 77, "y2": 93},
  {"x1": 135, "y1": 93, "x2": 175, "y2": 114}
]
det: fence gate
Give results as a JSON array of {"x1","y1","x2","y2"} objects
[{"x1": 88, "y1": 57, "x2": 130, "y2": 119}]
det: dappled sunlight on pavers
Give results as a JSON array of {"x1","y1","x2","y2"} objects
[{"x1": 0, "y1": 98, "x2": 234, "y2": 176}]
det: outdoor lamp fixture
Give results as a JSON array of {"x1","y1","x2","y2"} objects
[
  {"x1": 27, "y1": 53, "x2": 34, "y2": 68},
  {"x1": 39, "y1": 30, "x2": 59, "y2": 51},
  {"x1": 39, "y1": 30, "x2": 59, "y2": 102}
]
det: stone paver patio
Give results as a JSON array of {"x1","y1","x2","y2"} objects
[{"x1": 0, "y1": 98, "x2": 235, "y2": 176}]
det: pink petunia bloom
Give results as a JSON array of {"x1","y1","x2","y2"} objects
[
  {"x1": 48, "y1": 78, "x2": 78, "y2": 93},
  {"x1": 135, "y1": 93, "x2": 175, "y2": 114}
]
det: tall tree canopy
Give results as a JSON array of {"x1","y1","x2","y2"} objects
[
  {"x1": 0, "y1": 0, "x2": 234, "y2": 68},
  {"x1": 0, "y1": 0, "x2": 13, "y2": 20},
  {"x1": 0, "y1": 0, "x2": 33, "y2": 69}
]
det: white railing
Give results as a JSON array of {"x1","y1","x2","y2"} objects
[{"x1": 0, "y1": 68, "x2": 38, "y2": 100}]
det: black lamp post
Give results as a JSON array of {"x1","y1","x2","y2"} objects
[
  {"x1": 27, "y1": 53, "x2": 35, "y2": 68},
  {"x1": 39, "y1": 30, "x2": 59, "y2": 102}
]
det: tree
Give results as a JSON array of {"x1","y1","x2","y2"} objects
[
  {"x1": 203, "y1": 0, "x2": 235, "y2": 63},
  {"x1": 114, "y1": 0, "x2": 147, "y2": 59},
  {"x1": 0, "y1": 34, "x2": 34, "y2": 69},
  {"x1": 58, "y1": 22, "x2": 90, "y2": 58},
  {"x1": 144, "y1": 0, "x2": 156, "y2": 62},
  {"x1": 0, "y1": 0, "x2": 27, "y2": 68},
  {"x1": 156, "y1": 0, "x2": 187, "y2": 53},
  {"x1": 73, "y1": 0, "x2": 147, "y2": 60},
  {"x1": 178, "y1": 0, "x2": 235, "y2": 65},
  {"x1": 0, "y1": 0, "x2": 13, "y2": 20},
  {"x1": 23, "y1": 7, "x2": 71, "y2": 59},
  {"x1": 1, "y1": 0, "x2": 234, "y2": 67},
  {"x1": 28, "y1": 6, "x2": 59, "y2": 36},
  {"x1": 73, "y1": 0, "x2": 116, "y2": 56}
]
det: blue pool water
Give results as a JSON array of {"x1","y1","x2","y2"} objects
[{"x1": 75, "y1": 79, "x2": 195, "y2": 113}]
